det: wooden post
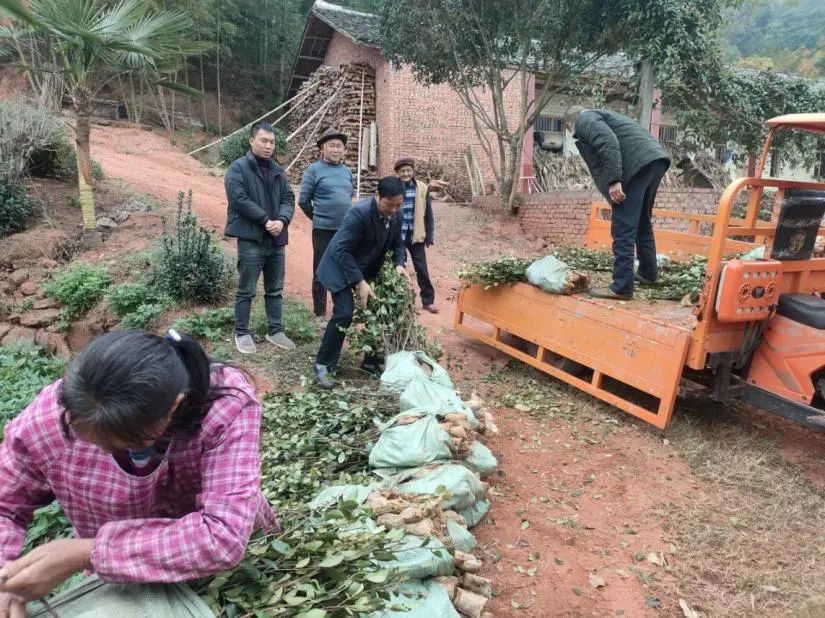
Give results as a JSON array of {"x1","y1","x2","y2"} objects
[
  {"x1": 637, "y1": 59, "x2": 656, "y2": 133},
  {"x1": 356, "y1": 69, "x2": 365, "y2": 199}
]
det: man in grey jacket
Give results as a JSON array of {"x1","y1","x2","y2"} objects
[
  {"x1": 298, "y1": 128, "x2": 354, "y2": 321},
  {"x1": 224, "y1": 121, "x2": 295, "y2": 354},
  {"x1": 565, "y1": 107, "x2": 670, "y2": 300}
]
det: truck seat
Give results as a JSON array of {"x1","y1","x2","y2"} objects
[{"x1": 777, "y1": 293, "x2": 825, "y2": 330}]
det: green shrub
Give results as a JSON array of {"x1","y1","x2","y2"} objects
[
  {"x1": 0, "y1": 181, "x2": 32, "y2": 239},
  {"x1": 218, "y1": 125, "x2": 287, "y2": 164},
  {"x1": 0, "y1": 99, "x2": 69, "y2": 184},
  {"x1": 43, "y1": 263, "x2": 112, "y2": 322},
  {"x1": 151, "y1": 191, "x2": 233, "y2": 304},
  {"x1": 0, "y1": 344, "x2": 66, "y2": 433},
  {"x1": 173, "y1": 308, "x2": 235, "y2": 342},
  {"x1": 106, "y1": 281, "x2": 168, "y2": 329}
]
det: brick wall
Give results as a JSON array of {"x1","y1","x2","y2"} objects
[
  {"x1": 323, "y1": 33, "x2": 526, "y2": 184},
  {"x1": 478, "y1": 188, "x2": 720, "y2": 246}
]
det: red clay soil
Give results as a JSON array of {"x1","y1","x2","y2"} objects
[{"x1": 83, "y1": 125, "x2": 750, "y2": 616}]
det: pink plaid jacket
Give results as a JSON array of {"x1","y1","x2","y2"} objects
[{"x1": 0, "y1": 366, "x2": 277, "y2": 583}]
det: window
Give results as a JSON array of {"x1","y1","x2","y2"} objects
[
  {"x1": 659, "y1": 125, "x2": 677, "y2": 146},
  {"x1": 535, "y1": 115, "x2": 564, "y2": 133}
]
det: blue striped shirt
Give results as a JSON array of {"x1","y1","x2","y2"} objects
[{"x1": 401, "y1": 181, "x2": 416, "y2": 235}]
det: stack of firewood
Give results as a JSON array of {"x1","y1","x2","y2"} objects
[{"x1": 288, "y1": 63, "x2": 379, "y2": 196}]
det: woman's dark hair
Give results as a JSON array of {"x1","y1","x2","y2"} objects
[{"x1": 59, "y1": 330, "x2": 218, "y2": 445}]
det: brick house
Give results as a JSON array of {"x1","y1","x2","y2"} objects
[{"x1": 288, "y1": 0, "x2": 534, "y2": 192}]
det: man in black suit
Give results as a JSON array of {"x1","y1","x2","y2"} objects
[{"x1": 314, "y1": 176, "x2": 408, "y2": 388}]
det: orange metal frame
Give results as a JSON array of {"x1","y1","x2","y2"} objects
[{"x1": 455, "y1": 115, "x2": 825, "y2": 429}]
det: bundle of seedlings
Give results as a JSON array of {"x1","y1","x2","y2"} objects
[
  {"x1": 434, "y1": 571, "x2": 492, "y2": 617},
  {"x1": 389, "y1": 411, "x2": 475, "y2": 459},
  {"x1": 197, "y1": 502, "x2": 406, "y2": 617},
  {"x1": 642, "y1": 255, "x2": 708, "y2": 302},
  {"x1": 260, "y1": 387, "x2": 398, "y2": 508},
  {"x1": 457, "y1": 255, "x2": 532, "y2": 288},
  {"x1": 366, "y1": 490, "x2": 447, "y2": 540},
  {"x1": 467, "y1": 393, "x2": 499, "y2": 437},
  {"x1": 348, "y1": 259, "x2": 441, "y2": 359},
  {"x1": 552, "y1": 246, "x2": 614, "y2": 272}
]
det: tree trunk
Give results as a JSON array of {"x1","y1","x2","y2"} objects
[
  {"x1": 74, "y1": 95, "x2": 96, "y2": 230},
  {"x1": 216, "y1": 0, "x2": 223, "y2": 136},
  {"x1": 501, "y1": 136, "x2": 524, "y2": 214},
  {"x1": 637, "y1": 59, "x2": 656, "y2": 132}
]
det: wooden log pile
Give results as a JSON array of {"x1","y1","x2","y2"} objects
[{"x1": 288, "y1": 63, "x2": 378, "y2": 196}]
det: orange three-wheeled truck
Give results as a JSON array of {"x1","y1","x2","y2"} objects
[{"x1": 455, "y1": 113, "x2": 825, "y2": 431}]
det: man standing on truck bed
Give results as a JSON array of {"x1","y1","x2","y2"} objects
[
  {"x1": 564, "y1": 106, "x2": 670, "y2": 300},
  {"x1": 298, "y1": 128, "x2": 354, "y2": 324}
]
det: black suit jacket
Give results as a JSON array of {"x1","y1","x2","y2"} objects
[{"x1": 316, "y1": 196, "x2": 406, "y2": 294}]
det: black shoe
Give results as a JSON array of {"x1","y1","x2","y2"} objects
[
  {"x1": 315, "y1": 365, "x2": 336, "y2": 389},
  {"x1": 360, "y1": 363, "x2": 381, "y2": 378},
  {"x1": 635, "y1": 273, "x2": 657, "y2": 286},
  {"x1": 588, "y1": 286, "x2": 632, "y2": 300}
]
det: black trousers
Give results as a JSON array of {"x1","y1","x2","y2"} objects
[
  {"x1": 312, "y1": 228, "x2": 337, "y2": 316},
  {"x1": 609, "y1": 159, "x2": 669, "y2": 296},
  {"x1": 316, "y1": 286, "x2": 382, "y2": 371},
  {"x1": 405, "y1": 233, "x2": 435, "y2": 306}
]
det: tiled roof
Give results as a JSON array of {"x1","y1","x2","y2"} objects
[{"x1": 312, "y1": 0, "x2": 381, "y2": 47}]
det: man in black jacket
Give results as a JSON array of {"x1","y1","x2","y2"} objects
[
  {"x1": 565, "y1": 107, "x2": 670, "y2": 300},
  {"x1": 224, "y1": 121, "x2": 296, "y2": 354},
  {"x1": 314, "y1": 176, "x2": 408, "y2": 388}
]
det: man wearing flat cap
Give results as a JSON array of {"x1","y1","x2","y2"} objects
[
  {"x1": 394, "y1": 156, "x2": 439, "y2": 313},
  {"x1": 298, "y1": 128, "x2": 354, "y2": 322}
]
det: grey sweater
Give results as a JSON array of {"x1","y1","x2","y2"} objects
[{"x1": 297, "y1": 160, "x2": 354, "y2": 230}]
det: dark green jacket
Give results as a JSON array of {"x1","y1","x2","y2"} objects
[
  {"x1": 573, "y1": 109, "x2": 670, "y2": 198},
  {"x1": 224, "y1": 151, "x2": 295, "y2": 245}
]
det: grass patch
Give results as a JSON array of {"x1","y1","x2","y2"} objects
[
  {"x1": 0, "y1": 344, "x2": 65, "y2": 435},
  {"x1": 173, "y1": 307, "x2": 235, "y2": 342},
  {"x1": 251, "y1": 297, "x2": 316, "y2": 343},
  {"x1": 662, "y1": 410, "x2": 825, "y2": 616}
]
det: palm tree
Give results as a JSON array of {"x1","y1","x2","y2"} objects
[{"x1": 0, "y1": 0, "x2": 197, "y2": 229}]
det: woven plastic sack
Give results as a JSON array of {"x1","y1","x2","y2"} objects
[
  {"x1": 400, "y1": 376, "x2": 478, "y2": 428},
  {"x1": 446, "y1": 519, "x2": 477, "y2": 553},
  {"x1": 308, "y1": 484, "x2": 373, "y2": 510},
  {"x1": 375, "y1": 579, "x2": 459, "y2": 618},
  {"x1": 398, "y1": 464, "x2": 484, "y2": 512},
  {"x1": 369, "y1": 415, "x2": 452, "y2": 469},
  {"x1": 27, "y1": 576, "x2": 214, "y2": 618},
  {"x1": 377, "y1": 534, "x2": 454, "y2": 580},
  {"x1": 381, "y1": 351, "x2": 453, "y2": 391},
  {"x1": 463, "y1": 441, "x2": 498, "y2": 477},
  {"x1": 526, "y1": 256, "x2": 573, "y2": 294},
  {"x1": 458, "y1": 498, "x2": 490, "y2": 528}
]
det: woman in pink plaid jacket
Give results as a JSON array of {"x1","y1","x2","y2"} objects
[{"x1": 0, "y1": 329, "x2": 278, "y2": 617}]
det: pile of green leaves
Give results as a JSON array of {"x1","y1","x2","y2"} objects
[
  {"x1": 644, "y1": 255, "x2": 708, "y2": 301},
  {"x1": 218, "y1": 126, "x2": 287, "y2": 164},
  {"x1": 0, "y1": 344, "x2": 66, "y2": 433},
  {"x1": 151, "y1": 191, "x2": 233, "y2": 305},
  {"x1": 42, "y1": 263, "x2": 112, "y2": 326},
  {"x1": 197, "y1": 503, "x2": 404, "y2": 618},
  {"x1": 259, "y1": 388, "x2": 395, "y2": 509},
  {"x1": 106, "y1": 281, "x2": 169, "y2": 329},
  {"x1": 457, "y1": 255, "x2": 531, "y2": 288},
  {"x1": 0, "y1": 180, "x2": 32, "y2": 239},
  {"x1": 349, "y1": 260, "x2": 440, "y2": 359},
  {"x1": 552, "y1": 246, "x2": 614, "y2": 272}
]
